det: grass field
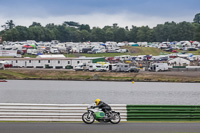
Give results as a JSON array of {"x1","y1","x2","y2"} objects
[
  {"x1": 1, "y1": 46, "x2": 200, "y2": 58},
  {"x1": 1, "y1": 69, "x2": 200, "y2": 82},
  {"x1": 64, "y1": 47, "x2": 170, "y2": 57}
]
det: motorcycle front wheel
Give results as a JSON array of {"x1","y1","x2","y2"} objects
[
  {"x1": 82, "y1": 112, "x2": 95, "y2": 124},
  {"x1": 110, "y1": 113, "x2": 121, "y2": 124}
]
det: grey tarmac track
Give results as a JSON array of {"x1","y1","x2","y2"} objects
[{"x1": 0, "y1": 122, "x2": 200, "y2": 133}]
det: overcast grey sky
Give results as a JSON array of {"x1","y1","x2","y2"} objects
[{"x1": 0, "y1": 0, "x2": 199, "y2": 30}]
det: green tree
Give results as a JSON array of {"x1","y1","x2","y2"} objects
[
  {"x1": 29, "y1": 22, "x2": 42, "y2": 27},
  {"x1": 146, "y1": 29, "x2": 155, "y2": 42},
  {"x1": 51, "y1": 28, "x2": 60, "y2": 40},
  {"x1": 15, "y1": 26, "x2": 29, "y2": 41},
  {"x1": 136, "y1": 26, "x2": 150, "y2": 42},
  {"x1": 28, "y1": 26, "x2": 45, "y2": 41},
  {"x1": 176, "y1": 21, "x2": 194, "y2": 41},
  {"x1": 2, "y1": 28, "x2": 19, "y2": 41},
  {"x1": 161, "y1": 21, "x2": 177, "y2": 41},
  {"x1": 193, "y1": 13, "x2": 200, "y2": 24},
  {"x1": 113, "y1": 23, "x2": 118, "y2": 29},
  {"x1": 128, "y1": 26, "x2": 138, "y2": 42},
  {"x1": 70, "y1": 30, "x2": 81, "y2": 42},
  {"x1": 80, "y1": 30, "x2": 90, "y2": 42},
  {"x1": 56, "y1": 25, "x2": 70, "y2": 42},
  {"x1": 1, "y1": 20, "x2": 15, "y2": 30},
  {"x1": 153, "y1": 24, "x2": 164, "y2": 42},
  {"x1": 66, "y1": 27, "x2": 81, "y2": 42},
  {"x1": 90, "y1": 27, "x2": 105, "y2": 42},
  {"x1": 114, "y1": 28, "x2": 127, "y2": 42},
  {"x1": 64, "y1": 21, "x2": 80, "y2": 28},
  {"x1": 193, "y1": 23, "x2": 200, "y2": 41},
  {"x1": 45, "y1": 23, "x2": 56, "y2": 30},
  {"x1": 79, "y1": 24, "x2": 90, "y2": 32},
  {"x1": 105, "y1": 29, "x2": 114, "y2": 41}
]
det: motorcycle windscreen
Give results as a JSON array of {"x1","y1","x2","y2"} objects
[{"x1": 94, "y1": 112, "x2": 105, "y2": 119}]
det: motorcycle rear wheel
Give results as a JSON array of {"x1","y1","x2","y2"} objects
[
  {"x1": 82, "y1": 112, "x2": 95, "y2": 124},
  {"x1": 110, "y1": 113, "x2": 121, "y2": 124}
]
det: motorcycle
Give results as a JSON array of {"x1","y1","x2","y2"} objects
[{"x1": 82, "y1": 104, "x2": 121, "y2": 124}]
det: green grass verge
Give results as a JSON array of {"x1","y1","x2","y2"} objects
[{"x1": 2, "y1": 47, "x2": 200, "y2": 58}]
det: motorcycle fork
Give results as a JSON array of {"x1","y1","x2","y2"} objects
[{"x1": 87, "y1": 111, "x2": 92, "y2": 119}]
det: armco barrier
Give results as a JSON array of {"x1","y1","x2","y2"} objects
[
  {"x1": 127, "y1": 105, "x2": 200, "y2": 121},
  {"x1": 0, "y1": 103, "x2": 127, "y2": 121}
]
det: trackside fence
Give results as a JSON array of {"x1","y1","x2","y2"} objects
[
  {"x1": 127, "y1": 105, "x2": 200, "y2": 121},
  {"x1": 0, "y1": 103, "x2": 127, "y2": 121},
  {"x1": 1, "y1": 103, "x2": 200, "y2": 122}
]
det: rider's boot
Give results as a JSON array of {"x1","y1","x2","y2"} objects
[{"x1": 105, "y1": 112, "x2": 111, "y2": 119}]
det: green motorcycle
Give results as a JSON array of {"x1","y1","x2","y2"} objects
[{"x1": 82, "y1": 104, "x2": 121, "y2": 124}]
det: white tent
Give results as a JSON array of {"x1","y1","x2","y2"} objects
[
  {"x1": 168, "y1": 57, "x2": 190, "y2": 66},
  {"x1": 36, "y1": 54, "x2": 66, "y2": 58}
]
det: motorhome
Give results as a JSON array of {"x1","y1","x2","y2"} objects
[
  {"x1": 149, "y1": 63, "x2": 168, "y2": 72},
  {"x1": 74, "y1": 63, "x2": 87, "y2": 71},
  {"x1": 88, "y1": 63, "x2": 102, "y2": 71}
]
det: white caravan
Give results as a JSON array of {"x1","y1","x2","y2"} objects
[{"x1": 149, "y1": 63, "x2": 168, "y2": 72}]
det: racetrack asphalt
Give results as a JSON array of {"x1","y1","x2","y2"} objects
[{"x1": 1, "y1": 122, "x2": 200, "y2": 133}]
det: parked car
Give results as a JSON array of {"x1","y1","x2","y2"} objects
[
  {"x1": 125, "y1": 66, "x2": 140, "y2": 73},
  {"x1": 188, "y1": 48, "x2": 197, "y2": 51},
  {"x1": 164, "y1": 48, "x2": 172, "y2": 52},
  {"x1": 172, "y1": 50, "x2": 178, "y2": 53}
]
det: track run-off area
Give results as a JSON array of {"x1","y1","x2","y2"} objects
[{"x1": 1, "y1": 122, "x2": 200, "y2": 133}]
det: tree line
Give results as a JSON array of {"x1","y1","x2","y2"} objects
[{"x1": 1, "y1": 13, "x2": 200, "y2": 43}]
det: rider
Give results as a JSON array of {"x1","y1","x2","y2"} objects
[{"x1": 94, "y1": 99, "x2": 111, "y2": 117}]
